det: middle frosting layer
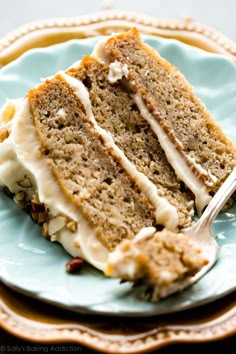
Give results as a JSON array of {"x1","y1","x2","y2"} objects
[{"x1": 59, "y1": 72, "x2": 179, "y2": 229}]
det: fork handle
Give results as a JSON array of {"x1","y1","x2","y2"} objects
[{"x1": 197, "y1": 167, "x2": 236, "y2": 228}]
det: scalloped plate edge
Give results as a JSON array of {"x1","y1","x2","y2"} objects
[
  {"x1": 0, "y1": 284, "x2": 236, "y2": 353},
  {"x1": 0, "y1": 11, "x2": 236, "y2": 67}
]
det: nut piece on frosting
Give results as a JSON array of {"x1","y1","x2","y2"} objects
[
  {"x1": 0, "y1": 100, "x2": 16, "y2": 124},
  {"x1": 0, "y1": 127, "x2": 9, "y2": 142},
  {"x1": 105, "y1": 229, "x2": 208, "y2": 301}
]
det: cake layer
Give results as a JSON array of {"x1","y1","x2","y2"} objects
[
  {"x1": 103, "y1": 28, "x2": 236, "y2": 213},
  {"x1": 28, "y1": 74, "x2": 161, "y2": 251},
  {"x1": 68, "y1": 56, "x2": 194, "y2": 229}
]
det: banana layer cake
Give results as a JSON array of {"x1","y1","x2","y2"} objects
[{"x1": 0, "y1": 29, "x2": 235, "y2": 300}]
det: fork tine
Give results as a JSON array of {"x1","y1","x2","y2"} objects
[{"x1": 184, "y1": 167, "x2": 236, "y2": 241}]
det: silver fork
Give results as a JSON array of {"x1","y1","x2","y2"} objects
[{"x1": 181, "y1": 166, "x2": 236, "y2": 290}]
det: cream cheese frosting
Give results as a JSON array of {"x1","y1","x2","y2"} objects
[
  {"x1": 92, "y1": 36, "x2": 110, "y2": 64},
  {"x1": 133, "y1": 94, "x2": 212, "y2": 214}
]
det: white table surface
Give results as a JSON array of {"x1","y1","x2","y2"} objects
[{"x1": 1, "y1": 0, "x2": 236, "y2": 42}]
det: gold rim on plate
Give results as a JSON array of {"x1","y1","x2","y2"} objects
[{"x1": 0, "y1": 11, "x2": 235, "y2": 352}]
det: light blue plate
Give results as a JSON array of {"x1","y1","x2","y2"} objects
[{"x1": 0, "y1": 36, "x2": 236, "y2": 317}]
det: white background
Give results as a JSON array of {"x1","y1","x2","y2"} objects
[{"x1": 0, "y1": 0, "x2": 235, "y2": 41}]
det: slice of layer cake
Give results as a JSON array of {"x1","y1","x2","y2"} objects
[
  {"x1": 0, "y1": 28, "x2": 235, "y2": 301},
  {"x1": 99, "y1": 28, "x2": 236, "y2": 214},
  {"x1": 0, "y1": 71, "x2": 206, "y2": 298}
]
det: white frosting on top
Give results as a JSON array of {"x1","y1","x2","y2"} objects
[
  {"x1": 108, "y1": 61, "x2": 129, "y2": 83},
  {"x1": 134, "y1": 94, "x2": 212, "y2": 214},
  {"x1": 59, "y1": 72, "x2": 178, "y2": 230}
]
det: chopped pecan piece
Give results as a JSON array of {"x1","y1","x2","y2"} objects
[
  {"x1": 66, "y1": 220, "x2": 77, "y2": 233},
  {"x1": 48, "y1": 216, "x2": 66, "y2": 236},
  {"x1": 66, "y1": 257, "x2": 84, "y2": 274},
  {"x1": 17, "y1": 176, "x2": 32, "y2": 188}
]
